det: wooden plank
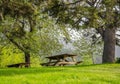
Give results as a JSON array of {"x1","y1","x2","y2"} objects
[
  {"x1": 41, "y1": 61, "x2": 82, "y2": 66},
  {"x1": 56, "y1": 61, "x2": 83, "y2": 66},
  {"x1": 46, "y1": 53, "x2": 77, "y2": 59}
]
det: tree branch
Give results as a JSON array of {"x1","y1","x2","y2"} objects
[
  {"x1": 65, "y1": 0, "x2": 84, "y2": 5},
  {"x1": 3, "y1": 32, "x2": 25, "y2": 52},
  {"x1": 96, "y1": 27, "x2": 105, "y2": 39},
  {"x1": 116, "y1": 38, "x2": 120, "y2": 46}
]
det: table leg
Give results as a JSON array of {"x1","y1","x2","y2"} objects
[
  {"x1": 47, "y1": 59, "x2": 52, "y2": 66},
  {"x1": 71, "y1": 56, "x2": 76, "y2": 62},
  {"x1": 54, "y1": 58, "x2": 61, "y2": 66}
]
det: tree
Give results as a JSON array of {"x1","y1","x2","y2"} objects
[
  {"x1": 0, "y1": 0, "x2": 65, "y2": 67},
  {"x1": 0, "y1": 0, "x2": 41, "y2": 67},
  {"x1": 43, "y1": 0, "x2": 120, "y2": 63}
]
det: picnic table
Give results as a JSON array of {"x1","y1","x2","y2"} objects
[
  {"x1": 7, "y1": 63, "x2": 30, "y2": 68},
  {"x1": 40, "y1": 54, "x2": 82, "y2": 66}
]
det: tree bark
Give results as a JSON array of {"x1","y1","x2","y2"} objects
[
  {"x1": 24, "y1": 52, "x2": 30, "y2": 67},
  {"x1": 102, "y1": 27, "x2": 116, "y2": 63}
]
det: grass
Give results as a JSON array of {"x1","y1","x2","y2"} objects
[{"x1": 0, "y1": 64, "x2": 120, "y2": 84}]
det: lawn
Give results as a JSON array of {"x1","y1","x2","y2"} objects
[{"x1": 0, "y1": 64, "x2": 120, "y2": 84}]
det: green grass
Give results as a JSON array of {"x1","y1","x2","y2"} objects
[{"x1": 0, "y1": 64, "x2": 120, "y2": 84}]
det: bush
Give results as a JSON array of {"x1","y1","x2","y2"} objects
[{"x1": 116, "y1": 57, "x2": 120, "y2": 63}]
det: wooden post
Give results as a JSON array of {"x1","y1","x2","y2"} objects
[{"x1": 71, "y1": 56, "x2": 76, "y2": 62}]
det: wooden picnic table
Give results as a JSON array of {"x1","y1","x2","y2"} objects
[
  {"x1": 40, "y1": 54, "x2": 82, "y2": 66},
  {"x1": 7, "y1": 63, "x2": 30, "y2": 68}
]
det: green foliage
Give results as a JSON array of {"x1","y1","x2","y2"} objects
[
  {"x1": 0, "y1": 44, "x2": 24, "y2": 67},
  {"x1": 0, "y1": 44, "x2": 42, "y2": 67},
  {"x1": 0, "y1": 0, "x2": 64, "y2": 55},
  {"x1": 43, "y1": 0, "x2": 120, "y2": 28},
  {"x1": 73, "y1": 29, "x2": 103, "y2": 64},
  {"x1": 116, "y1": 57, "x2": 120, "y2": 63},
  {"x1": 0, "y1": 64, "x2": 120, "y2": 84}
]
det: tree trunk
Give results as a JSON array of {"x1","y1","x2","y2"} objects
[
  {"x1": 24, "y1": 52, "x2": 30, "y2": 67},
  {"x1": 102, "y1": 27, "x2": 115, "y2": 63}
]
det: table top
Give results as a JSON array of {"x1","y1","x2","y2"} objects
[{"x1": 46, "y1": 53, "x2": 77, "y2": 59}]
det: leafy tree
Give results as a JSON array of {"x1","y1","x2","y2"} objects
[
  {"x1": 0, "y1": 0, "x2": 63, "y2": 67},
  {"x1": 0, "y1": 0, "x2": 41, "y2": 67},
  {"x1": 43, "y1": 0, "x2": 120, "y2": 63},
  {"x1": 73, "y1": 29, "x2": 103, "y2": 64}
]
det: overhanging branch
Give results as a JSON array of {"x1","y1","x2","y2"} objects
[{"x1": 3, "y1": 32, "x2": 25, "y2": 52}]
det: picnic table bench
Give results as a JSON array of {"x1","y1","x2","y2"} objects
[
  {"x1": 40, "y1": 54, "x2": 82, "y2": 66},
  {"x1": 7, "y1": 63, "x2": 30, "y2": 68}
]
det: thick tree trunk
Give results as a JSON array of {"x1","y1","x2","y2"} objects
[
  {"x1": 102, "y1": 27, "x2": 115, "y2": 63},
  {"x1": 24, "y1": 52, "x2": 30, "y2": 67}
]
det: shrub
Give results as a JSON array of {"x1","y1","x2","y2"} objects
[{"x1": 116, "y1": 57, "x2": 120, "y2": 63}]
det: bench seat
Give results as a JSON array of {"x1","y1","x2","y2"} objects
[{"x1": 40, "y1": 61, "x2": 82, "y2": 66}]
